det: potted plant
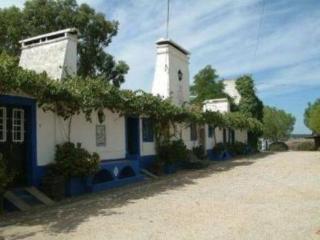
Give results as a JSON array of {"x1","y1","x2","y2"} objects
[
  {"x1": 53, "y1": 142, "x2": 100, "y2": 197},
  {"x1": 156, "y1": 139, "x2": 188, "y2": 174},
  {"x1": 41, "y1": 164, "x2": 66, "y2": 201}
]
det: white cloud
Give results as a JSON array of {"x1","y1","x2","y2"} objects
[
  {"x1": 0, "y1": 0, "x2": 24, "y2": 8},
  {"x1": 103, "y1": 0, "x2": 320, "y2": 97}
]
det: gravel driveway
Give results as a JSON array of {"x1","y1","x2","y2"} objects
[{"x1": 1, "y1": 151, "x2": 320, "y2": 240}]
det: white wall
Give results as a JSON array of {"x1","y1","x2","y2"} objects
[
  {"x1": 203, "y1": 99, "x2": 230, "y2": 113},
  {"x1": 223, "y1": 80, "x2": 241, "y2": 104},
  {"x1": 37, "y1": 108, "x2": 126, "y2": 166},
  {"x1": 152, "y1": 40, "x2": 190, "y2": 106},
  {"x1": 19, "y1": 32, "x2": 77, "y2": 80},
  {"x1": 235, "y1": 129, "x2": 248, "y2": 143}
]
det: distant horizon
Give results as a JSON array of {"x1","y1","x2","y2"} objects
[{"x1": 1, "y1": 0, "x2": 319, "y2": 134}]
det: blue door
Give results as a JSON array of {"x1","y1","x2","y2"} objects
[
  {"x1": 0, "y1": 105, "x2": 28, "y2": 187},
  {"x1": 126, "y1": 117, "x2": 140, "y2": 160}
]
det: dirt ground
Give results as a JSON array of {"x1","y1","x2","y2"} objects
[{"x1": 1, "y1": 151, "x2": 320, "y2": 240}]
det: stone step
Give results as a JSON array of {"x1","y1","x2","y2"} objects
[
  {"x1": 140, "y1": 169, "x2": 158, "y2": 179},
  {"x1": 3, "y1": 191, "x2": 31, "y2": 211},
  {"x1": 25, "y1": 187, "x2": 55, "y2": 206}
]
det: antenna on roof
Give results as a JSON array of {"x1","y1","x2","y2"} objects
[{"x1": 166, "y1": 0, "x2": 170, "y2": 39}]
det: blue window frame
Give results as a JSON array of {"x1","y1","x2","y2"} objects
[
  {"x1": 190, "y1": 123, "x2": 197, "y2": 141},
  {"x1": 208, "y1": 125, "x2": 213, "y2": 138},
  {"x1": 142, "y1": 118, "x2": 154, "y2": 142}
]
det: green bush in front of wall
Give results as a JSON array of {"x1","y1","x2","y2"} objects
[
  {"x1": 54, "y1": 142, "x2": 100, "y2": 178},
  {"x1": 156, "y1": 139, "x2": 189, "y2": 166},
  {"x1": 192, "y1": 145, "x2": 207, "y2": 160},
  {"x1": 269, "y1": 142, "x2": 289, "y2": 152},
  {"x1": 0, "y1": 153, "x2": 15, "y2": 213},
  {"x1": 0, "y1": 153, "x2": 14, "y2": 193},
  {"x1": 212, "y1": 142, "x2": 248, "y2": 156}
]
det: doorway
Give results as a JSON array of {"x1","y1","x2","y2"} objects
[
  {"x1": 0, "y1": 106, "x2": 28, "y2": 187},
  {"x1": 0, "y1": 95, "x2": 37, "y2": 187},
  {"x1": 126, "y1": 117, "x2": 140, "y2": 160}
]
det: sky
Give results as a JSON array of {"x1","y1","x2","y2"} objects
[{"x1": 1, "y1": 0, "x2": 320, "y2": 134}]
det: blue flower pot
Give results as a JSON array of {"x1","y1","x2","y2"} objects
[
  {"x1": 164, "y1": 163, "x2": 177, "y2": 174},
  {"x1": 65, "y1": 176, "x2": 93, "y2": 197}
]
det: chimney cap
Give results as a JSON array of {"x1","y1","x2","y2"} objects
[
  {"x1": 19, "y1": 28, "x2": 78, "y2": 45},
  {"x1": 156, "y1": 38, "x2": 190, "y2": 55}
]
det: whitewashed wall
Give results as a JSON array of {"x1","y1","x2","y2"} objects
[
  {"x1": 235, "y1": 129, "x2": 248, "y2": 143},
  {"x1": 203, "y1": 99, "x2": 230, "y2": 113},
  {"x1": 37, "y1": 108, "x2": 126, "y2": 166},
  {"x1": 223, "y1": 80, "x2": 241, "y2": 104},
  {"x1": 19, "y1": 34, "x2": 77, "y2": 81},
  {"x1": 152, "y1": 40, "x2": 190, "y2": 106}
]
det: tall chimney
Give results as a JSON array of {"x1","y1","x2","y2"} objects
[{"x1": 19, "y1": 28, "x2": 78, "y2": 80}]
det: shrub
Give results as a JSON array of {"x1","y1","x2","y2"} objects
[
  {"x1": 295, "y1": 141, "x2": 315, "y2": 151},
  {"x1": 181, "y1": 151, "x2": 210, "y2": 169},
  {"x1": 192, "y1": 145, "x2": 207, "y2": 160},
  {"x1": 228, "y1": 142, "x2": 247, "y2": 155},
  {"x1": 212, "y1": 143, "x2": 226, "y2": 155},
  {"x1": 269, "y1": 142, "x2": 289, "y2": 151},
  {"x1": 156, "y1": 139, "x2": 188, "y2": 165},
  {"x1": 0, "y1": 153, "x2": 14, "y2": 193},
  {"x1": 41, "y1": 164, "x2": 65, "y2": 201},
  {"x1": 54, "y1": 142, "x2": 100, "y2": 178},
  {"x1": 212, "y1": 142, "x2": 247, "y2": 156}
]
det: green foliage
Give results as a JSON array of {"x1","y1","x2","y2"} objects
[
  {"x1": 263, "y1": 106, "x2": 295, "y2": 142},
  {"x1": 294, "y1": 141, "x2": 315, "y2": 151},
  {"x1": 235, "y1": 75, "x2": 264, "y2": 150},
  {"x1": 212, "y1": 142, "x2": 247, "y2": 156},
  {"x1": 190, "y1": 65, "x2": 227, "y2": 104},
  {"x1": 0, "y1": 53, "x2": 263, "y2": 146},
  {"x1": 269, "y1": 142, "x2": 289, "y2": 152},
  {"x1": 156, "y1": 139, "x2": 188, "y2": 165},
  {"x1": 0, "y1": 0, "x2": 128, "y2": 87},
  {"x1": 0, "y1": 153, "x2": 14, "y2": 193},
  {"x1": 235, "y1": 75, "x2": 263, "y2": 121},
  {"x1": 192, "y1": 145, "x2": 207, "y2": 160},
  {"x1": 304, "y1": 99, "x2": 320, "y2": 134},
  {"x1": 54, "y1": 142, "x2": 100, "y2": 178}
]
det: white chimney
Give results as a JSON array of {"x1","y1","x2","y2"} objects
[
  {"x1": 151, "y1": 38, "x2": 190, "y2": 106},
  {"x1": 19, "y1": 28, "x2": 78, "y2": 80},
  {"x1": 223, "y1": 79, "x2": 241, "y2": 104}
]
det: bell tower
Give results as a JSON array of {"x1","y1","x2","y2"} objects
[{"x1": 151, "y1": 38, "x2": 190, "y2": 106}]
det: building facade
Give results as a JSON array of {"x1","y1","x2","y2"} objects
[{"x1": 0, "y1": 29, "x2": 247, "y2": 194}]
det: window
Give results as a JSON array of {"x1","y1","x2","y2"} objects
[
  {"x1": 96, "y1": 125, "x2": 106, "y2": 146},
  {"x1": 12, "y1": 109, "x2": 25, "y2": 143},
  {"x1": 0, "y1": 107, "x2": 6, "y2": 142},
  {"x1": 142, "y1": 118, "x2": 154, "y2": 142},
  {"x1": 190, "y1": 123, "x2": 197, "y2": 141},
  {"x1": 208, "y1": 125, "x2": 213, "y2": 138}
]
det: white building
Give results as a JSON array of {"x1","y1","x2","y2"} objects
[{"x1": 0, "y1": 29, "x2": 247, "y2": 196}]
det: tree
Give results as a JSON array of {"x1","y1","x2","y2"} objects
[
  {"x1": 190, "y1": 65, "x2": 227, "y2": 104},
  {"x1": 0, "y1": 0, "x2": 129, "y2": 87},
  {"x1": 304, "y1": 99, "x2": 320, "y2": 134},
  {"x1": 235, "y1": 75, "x2": 264, "y2": 150},
  {"x1": 263, "y1": 106, "x2": 295, "y2": 142}
]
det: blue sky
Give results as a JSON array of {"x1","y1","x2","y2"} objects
[{"x1": 2, "y1": 0, "x2": 320, "y2": 133}]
